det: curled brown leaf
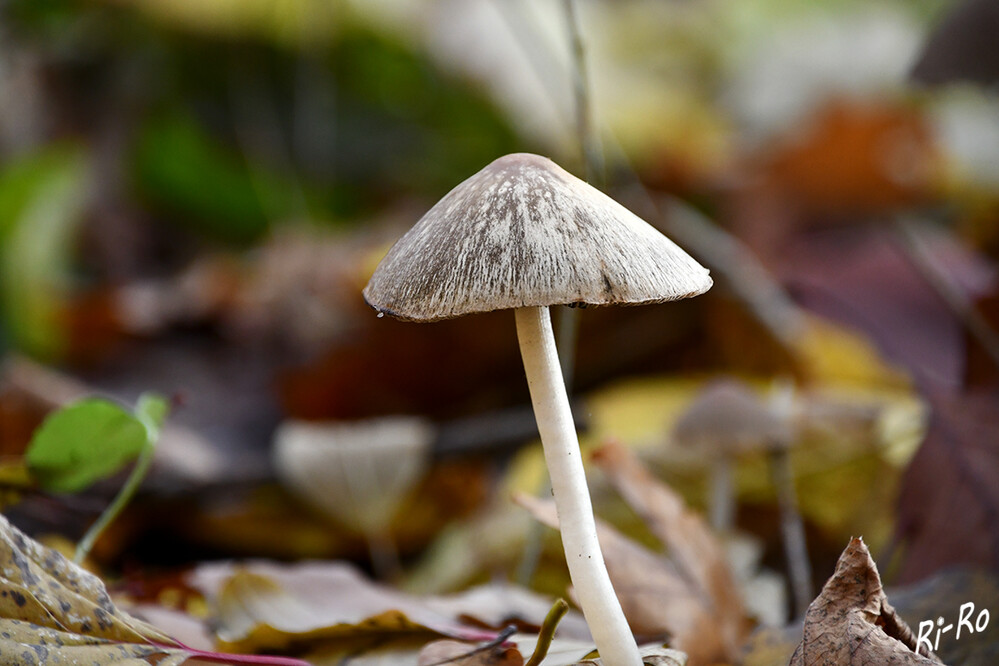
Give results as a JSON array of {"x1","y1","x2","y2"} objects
[{"x1": 790, "y1": 537, "x2": 943, "y2": 665}]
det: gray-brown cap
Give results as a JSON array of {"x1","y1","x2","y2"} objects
[
  {"x1": 673, "y1": 379, "x2": 791, "y2": 455},
  {"x1": 363, "y1": 153, "x2": 712, "y2": 321}
]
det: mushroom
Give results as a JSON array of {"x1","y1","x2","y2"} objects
[
  {"x1": 673, "y1": 379, "x2": 788, "y2": 532},
  {"x1": 672, "y1": 378, "x2": 813, "y2": 617},
  {"x1": 364, "y1": 153, "x2": 711, "y2": 666},
  {"x1": 273, "y1": 416, "x2": 432, "y2": 580}
]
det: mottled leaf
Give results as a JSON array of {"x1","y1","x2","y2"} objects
[
  {"x1": 0, "y1": 512, "x2": 188, "y2": 664},
  {"x1": 0, "y1": 514, "x2": 311, "y2": 666}
]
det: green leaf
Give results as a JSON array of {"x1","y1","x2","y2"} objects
[{"x1": 26, "y1": 398, "x2": 149, "y2": 494}]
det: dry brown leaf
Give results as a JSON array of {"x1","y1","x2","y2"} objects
[
  {"x1": 592, "y1": 441, "x2": 749, "y2": 662},
  {"x1": 789, "y1": 537, "x2": 942, "y2": 665},
  {"x1": 515, "y1": 494, "x2": 717, "y2": 665}
]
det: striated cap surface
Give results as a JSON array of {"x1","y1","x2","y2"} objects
[{"x1": 364, "y1": 153, "x2": 712, "y2": 321}]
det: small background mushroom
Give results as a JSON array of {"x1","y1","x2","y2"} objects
[{"x1": 672, "y1": 377, "x2": 813, "y2": 617}]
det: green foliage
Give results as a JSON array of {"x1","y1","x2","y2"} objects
[
  {"x1": 26, "y1": 394, "x2": 168, "y2": 494},
  {"x1": 331, "y1": 29, "x2": 522, "y2": 197},
  {"x1": 134, "y1": 113, "x2": 297, "y2": 243},
  {"x1": 0, "y1": 145, "x2": 88, "y2": 359}
]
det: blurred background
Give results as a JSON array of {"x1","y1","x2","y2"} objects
[{"x1": 0, "y1": 0, "x2": 997, "y2": 659}]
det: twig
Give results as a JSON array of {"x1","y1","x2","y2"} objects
[
  {"x1": 562, "y1": 0, "x2": 603, "y2": 184},
  {"x1": 420, "y1": 625, "x2": 518, "y2": 666},
  {"x1": 653, "y1": 196, "x2": 806, "y2": 349},
  {"x1": 894, "y1": 216, "x2": 999, "y2": 373}
]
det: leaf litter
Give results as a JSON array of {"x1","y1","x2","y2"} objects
[
  {"x1": 517, "y1": 440, "x2": 749, "y2": 666},
  {"x1": 189, "y1": 558, "x2": 688, "y2": 665},
  {"x1": 0, "y1": 512, "x2": 308, "y2": 665},
  {"x1": 790, "y1": 537, "x2": 941, "y2": 665}
]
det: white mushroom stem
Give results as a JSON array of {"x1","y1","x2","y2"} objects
[
  {"x1": 709, "y1": 455, "x2": 735, "y2": 533},
  {"x1": 515, "y1": 306, "x2": 642, "y2": 666}
]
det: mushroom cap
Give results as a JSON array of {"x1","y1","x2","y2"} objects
[
  {"x1": 363, "y1": 153, "x2": 712, "y2": 321},
  {"x1": 673, "y1": 379, "x2": 791, "y2": 455},
  {"x1": 273, "y1": 416, "x2": 432, "y2": 531}
]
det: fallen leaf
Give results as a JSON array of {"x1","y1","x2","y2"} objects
[
  {"x1": 759, "y1": 99, "x2": 936, "y2": 215},
  {"x1": 886, "y1": 568, "x2": 999, "y2": 666},
  {"x1": 507, "y1": 635, "x2": 686, "y2": 666},
  {"x1": 515, "y1": 493, "x2": 718, "y2": 665},
  {"x1": 0, "y1": 512, "x2": 178, "y2": 648},
  {"x1": 592, "y1": 441, "x2": 749, "y2": 662},
  {"x1": 574, "y1": 644, "x2": 687, "y2": 666},
  {"x1": 780, "y1": 225, "x2": 994, "y2": 390},
  {"x1": 191, "y1": 561, "x2": 554, "y2": 655},
  {"x1": 894, "y1": 389, "x2": 999, "y2": 582},
  {"x1": 0, "y1": 513, "x2": 310, "y2": 666},
  {"x1": 743, "y1": 563, "x2": 999, "y2": 666},
  {"x1": 789, "y1": 537, "x2": 941, "y2": 665}
]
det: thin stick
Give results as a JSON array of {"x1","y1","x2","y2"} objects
[
  {"x1": 420, "y1": 626, "x2": 518, "y2": 666},
  {"x1": 894, "y1": 217, "x2": 999, "y2": 372},
  {"x1": 656, "y1": 197, "x2": 805, "y2": 348},
  {"x1": 557, "y1": 0, "x2": 603, "y2": 386},
  {"x1": 562, "y1": 0, "x2": 603, "y2": 184}
]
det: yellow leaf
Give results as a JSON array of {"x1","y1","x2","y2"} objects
[{"x1": 0, "y1": 513, "x2": 190, "y2": 665}]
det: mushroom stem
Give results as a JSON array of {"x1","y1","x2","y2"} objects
[
  {"x1": 709, "y1": 455, "x2": 735, "y2": 533},
  {"x1": 515, "y1": 306, "x2": 642, "y2": 666}
]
